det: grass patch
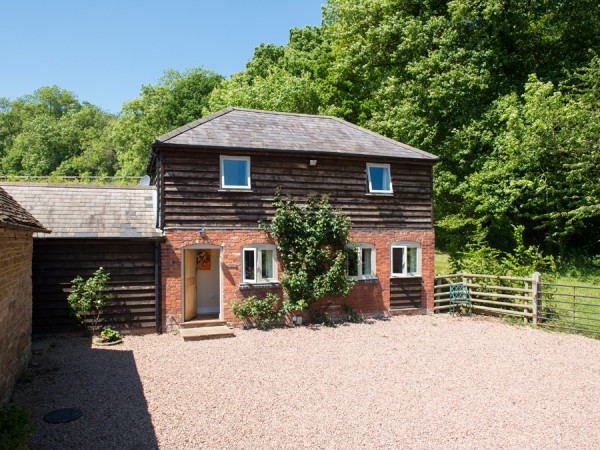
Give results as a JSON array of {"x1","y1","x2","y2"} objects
[{"x1": 435, "y1": 251, "x2": 452, "y2": 275}]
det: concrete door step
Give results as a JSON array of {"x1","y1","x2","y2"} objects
[
  {"x1": 180, "y1": 325, "x2": 235, "y2": 341},
  {"x1": 180, "y1": 319, "x2": 227, "y2": 328}
]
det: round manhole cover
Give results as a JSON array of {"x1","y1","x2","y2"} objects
[{"x1": 43, "y1": 408, "x2": 83, "y2": 424}]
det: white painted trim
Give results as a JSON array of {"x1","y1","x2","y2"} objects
[
  {"x1": 347, "y1": 243, "x2": 377, "y2": 279},
  {"x1": 242, "y1": 244, "x2": 278, "y2": 283},
  {"x1": 366, "y1": 163, "x2": 393, "y2": 194},
  {"x1": 220, "y1": 155, "x2": 251, "y2": 190},
  {"x1": 390, "y1": 241, "x2": 421, "y2": 277}
]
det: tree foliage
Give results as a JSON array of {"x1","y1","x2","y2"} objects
[
  {"x1": 3, "y1": 0, "x2": 600, "y2": 260},
  {"x1": 112, "y1": 67, "x2": 224, "y2": 175},
  {"x1": 206, "y1": 0, "x2": 600, "y2": 260},
  {"x1": 1, "y1": 86, "x2": 116, "y2": 176}
]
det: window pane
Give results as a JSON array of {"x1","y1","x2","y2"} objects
[
  {"x1": 362, "y1": 248, "x2": 372, "y2": 276},
  {"x1": 369, "y1": 166, "x2": 390, "y2": 191},
  {"x1": 261, "y1": 249, "x2": 273, "y2": 279},
  {"x1": 407, "y1": 247, "x2": 418, "y2": 273},
  {"x1": 244, "y1": 249, "x2": 255, "y2": 281},
  {"x1": 392, "y1": 247, "x2": 404, "y2": 275},
  {"x1": 347, "y1": 249, "x2": 358, "y2": 276},
  {"x1": 223, "y1": 159, "x2": 248, "y2": 187}
]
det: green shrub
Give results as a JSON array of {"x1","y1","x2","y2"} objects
[
  {"x1": 451, "y1": 225, "x2": 556, "y2": 277},
  {"x1": 342, "y1": 304, "x2": 361, "y2": 323},
  {"x1": 67, "y1": 267, "x2": 113, "y2": 333},
  {"x1": 231, "y1": 293, "x2": 290, "y2": 328},
  {"x1": 0, "y1": 404, "x2": 33, "y2": 450},
  {"x1": 310, "y1": 309, "x2": 335, "y2": 325}
]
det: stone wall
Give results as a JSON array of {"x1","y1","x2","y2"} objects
[
  {"x1": 161, "y1": 228, "x2": 435, "y2": 330},
  {"x1": 0, "y1": 227, "x2": 34, "y2": 404}
]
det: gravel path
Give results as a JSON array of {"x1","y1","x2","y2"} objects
[{"x1": 13, "y1": 315, "x2": 600, "y2": 449}]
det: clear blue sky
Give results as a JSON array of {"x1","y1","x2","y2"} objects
[{"x1": 0, "y1": 0, "x2": 325, "y2": 114}]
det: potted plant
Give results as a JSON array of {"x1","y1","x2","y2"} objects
[{"x1": 96, "y1": 327, "x2": 122, "y2": 346}]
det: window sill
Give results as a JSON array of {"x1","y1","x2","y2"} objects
[
  {"x1": 390, "y1": 274, "x2": 422, "y2": 279},
  {"x1": 365, "y1": 192, "x2": 394, "y2": 197},
  {"x1": 239, "y1": 282, "x2": 280, "y2": 289},
  {"x1": 352, "y1": 277, "x2": 379, "y2": 284},
  {"x1": 219, "y1": 188, "x2": 253, "y2": 192}
]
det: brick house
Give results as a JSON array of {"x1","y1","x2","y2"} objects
[
  {"x1": 148, "y1": 107, "x2": 438, "y2": 331},
  {"x1": 0, "y1": 186, "x2": 49, "y2": 404}
]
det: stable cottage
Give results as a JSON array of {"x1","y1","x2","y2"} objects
[
  {"x1": 2, "y1": 107, "x2": 438, "y2": 335},
  {"x1": 149, "y1": 107, "x2": 438, "y2": 331}
]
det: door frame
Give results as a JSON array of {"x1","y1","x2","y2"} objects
[{"x1": 180, "y1": 244, "x2": 223, "y2": 321}]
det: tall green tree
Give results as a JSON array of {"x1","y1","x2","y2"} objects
[
  {"x1": 112, "y1": 67, "x2": 223, "y2": 176},
  {"x1": 207, "y1": 26, "x2": 331, "y2": 115},
  {"x1": 0, "y1": 86, "x2": 116, "y2": 176}
]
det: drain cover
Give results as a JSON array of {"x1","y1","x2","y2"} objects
[{"x1": 43, "y1": 408, "x2": 82, "y2": 424}]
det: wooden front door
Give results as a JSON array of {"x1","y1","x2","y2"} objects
[{"x1": 184, "y1": 249, "x2": 197, "y2": 321}]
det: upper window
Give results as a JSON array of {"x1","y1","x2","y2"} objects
[
  {"x1": 242, "y1": 244, "x2": 277, "y2": 283},
  {"x1": 220, "y1": 156, "x2": 251, "y2": 189},
  {"x1": 390, "y1": 242, "x2": 420, "y2": 277},
  {"x1": 367, "y1": 163, "x2": 392, "y2": 194},
  {"x1": 347, "y1": 243, "x2": 376, "y2": 279}
]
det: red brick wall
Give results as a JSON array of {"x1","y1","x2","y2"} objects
[
  {"x1": 0, "y1": 227, "x2": 33, "y2": 404},
  {"x1": 161, "y1": 228, "x2": 434, "y2": 330}
]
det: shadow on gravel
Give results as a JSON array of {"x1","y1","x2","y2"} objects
[{"x1": 14, "y1": 337, "x2": 158, "y2": 450}]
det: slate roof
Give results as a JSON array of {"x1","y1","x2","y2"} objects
[
  {"x1": 153, "y1": 107, "x2": 438, "y2": 161},
  {"x1": 0, "y1": 183, "x2": 162, "y2": 239},
  {"x1": 0, "y1": 186, "x2": 49, "y2": 233}
]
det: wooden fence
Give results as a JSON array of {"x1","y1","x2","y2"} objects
[
  {"x1": 435, "y1": 272, "x2": 600, "y2": 336},
  {"x1": 435, "y1": 273, "x2": 537, "y2": 321}
]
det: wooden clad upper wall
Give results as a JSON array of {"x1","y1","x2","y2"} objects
[{"x1": 158, "y1": 148, "x2": 434, "y2": 229}]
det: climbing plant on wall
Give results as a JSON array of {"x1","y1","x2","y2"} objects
[{"x1": 260, "y1": 191, "x2": 356, "y2": 317}]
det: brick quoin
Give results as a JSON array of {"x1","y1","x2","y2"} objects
[{"x1": 160, "y1": 228, "x2": 434, "y2": 331}]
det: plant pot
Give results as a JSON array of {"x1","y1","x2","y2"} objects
[{"x1": 93, "y1": 337, "x2": 123, "y2": 346}]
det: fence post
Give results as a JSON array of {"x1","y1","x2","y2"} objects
[
  {"x1": 434, "y1": 278, "x2": 440, "y2": 311},
  {"x1": 532, "y1": 272, "x2": 541, "y2": 325}
]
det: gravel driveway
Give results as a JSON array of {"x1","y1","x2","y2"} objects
[{"x1": 13, "y1": 315, "x2": 600, "y2": 449}]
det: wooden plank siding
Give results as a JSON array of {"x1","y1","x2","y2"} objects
[
  {"x1": 390, "y1": 278, "x2": 422, "y2": 309},
  {"x1": 157, "y1": 148, "x2": 434, "y2": 229},
  {"x1": 32, "y1": 240, "x2": 157, "y2": 335}
]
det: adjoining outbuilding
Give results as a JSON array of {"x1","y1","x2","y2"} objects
[
  {"x1": 0, "y1": 186, "x2": 49, "y2": 404},
  {"x1": 1, "y1": 183, "x2": 163, "y2": 336}
]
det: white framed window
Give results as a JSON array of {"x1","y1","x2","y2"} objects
[
  {"x1": 366, "y1": 163, "x2": 392, "y2": 194},
  {"x1": 220, "y1": 155, "x2": 251, "y2": 189},
  {"x1": 347, "y1": 243, "x2": 376, "y2": 279},
  {"x1": 242, "y1": 244, "x2": 277, "y2": 283},
  {"x1": 390, "y1": 242, "x2": 420, "y2": 277}
]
